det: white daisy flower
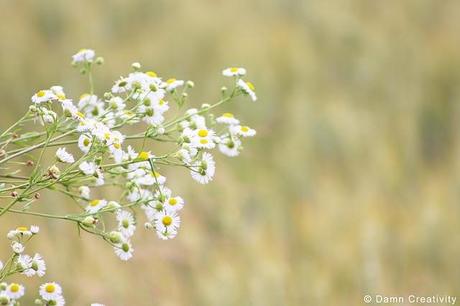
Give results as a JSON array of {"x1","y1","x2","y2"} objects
[
  {"x1": 56, "y1": 148, "x2": 75, "y2": 164},
  {"x1": 85, "y1": 199, "x2": 108, "y2": 214},
  {"x1": 164, "y1": 78, "x2": 184, "y2": 92},
  {"x1": 39, "y1": 282, "x2": 62, "y2": 300},
  {"x1": 218, "y1": 136, "x2": 241, "y2": 157},
  {"x1": 155, "y1": 210, "x2": 181, "y2": 233},
  {"x1": 31, "y1": 89, "x2": 56, "y2": 104},
  {"x1": 78, "y1": 134, "x2": 92, "y2": 154},
  {"x1": 50, "y1": 86, "x2": 66, "y2": 100},
  {"x1": 111, "y1": 77, "x2": 129, "y2": 94},
  {"x1": 11, "y1": 241, "x2": 25, "y2": 254},
  {"x1": 61, "y1": 99, "x2": 79, "y2": 118},
  {"x1": 6, "y1": 283, "x2": 25, "y2": 299},
  {"x1": 188, "y1": 128, "x2": 216, "y2": 149},
  {"x1": 17, "y1": 254, "x2": 33, "y2": 276},
  {"x1": 79, "y1": 161, "x2": 97, "y2": 175},
  {"x1": 190, "y1": 152, "x2": 216, "y2": 184},
  {"x1": 222, "y1": 67, "x2": 246, "y2": 77},
  {"x1": 237, "y1": 79, "x2": 257, "y2": 101},
  {"x1": 230, "y1": 125, "x2": 256, "y2": 137},
  {"x1": 156, "y1": 228, "x2": 178, "y2": 240},
  {"x1": 116, "y1": 210, "x2": 136, "y2": 238},
  {"x1": 107, "y1": 96, "x2": 126, "y2": 111},
  {"x1": 72, "y1": 48, "x2": 95, "y2": 64},
  {"x1": 216, "y1": 112, "x2": 240, "y2": 125},
  {"x1": 165, "y1": 196, "x2": 185, "y2": 211},
  {"x1": 7, "y1": 226, "x2": 33, "y2": 239},
  {"x1": 114, "y1": 239, "x2": 134, "y2": 261},
  {"x1": 30, "y1": 253, "x2": 47, "y2": 277},
  {"x1": 79, "y1": 186, "x2": 91, "y2": 200},
  {"x1": 44, "y1": 295, "x2": 66, "y2": 306},
  {"x1": 30, "y1": 225, "x2": 40, "y2": 234}
]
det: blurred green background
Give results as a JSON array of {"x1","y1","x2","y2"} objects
[{"x1": 1, "y1": 0, "x2": 460, "y2": 305}]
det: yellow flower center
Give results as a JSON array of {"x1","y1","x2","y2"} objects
[
  {"x1": 197, "y1": 129, "x2": 208, "y2": 137},
  {"x1": 152, "y1": 171, "x2": 161, "y2": 178},
  {"x1": 83, "y1": 138, "x2": 90, "y2": 146},
  {"x1": 159, "y1": 99, "x2": 165, "y2": 105},
  {"x1": 104, "y1": 132, "x2": 111, "y2": 140},
  {"x1": 200, "y1": 139, "x2": 209, "y2": 144},
  {"x1": 10, "y1": 283, "x2": 20, "y2": 293},
  {"x1": 166, "y1": 78, "x2": 176, "y2": 84},
  {"x1": 113, "y1": 143, "x2": 121, "y2": 149},
  {"x1": 145, "y1": 71, "x2": 157, "y2": 77},
  {"x1": 230, "y1": 67, "x2": 239, "y2": 73},
  {"x1": 246, "y1": 82, "x2": 255, "y2": 91},
  {"x1": 76, "y1": 111, "x2": 85, "y2": 118},
  {"x1": 89, "y1": 199, "x2": 100, "y2": 207},
  {"x1": 17, "y1": 226, "x2": 28, "y2": 232},
  {"x1": 57, "y1": 94, "x2": 66, "y2": 100},
  {"x1": 223, "y1": 113, "x2": 234, "y2": 118},
  {"x1": 162, "y1": 216, "x2": 172, "y2": 226},
  {"x1": 137, "y1": 151, "x2": 149, "y2": 160},
  {"x1": 80, "y1": 93, "x2": 89, "y2": 100},
  {"x1": 37, "y1": 90, "x2": 46, "y2": 97},
  {"x1": 169, "y1": 198, "x2": 177, "y2": 206},
  {"x1": 45, "y1": 284, "x2": 55, "y2": 293},
  {"x1": 241, "y1": 126, "x2": 249, "y2": 132}
]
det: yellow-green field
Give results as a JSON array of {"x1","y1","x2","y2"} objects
[{"x1": 1, "y1": 1, "x2": 460, "y2": 305}]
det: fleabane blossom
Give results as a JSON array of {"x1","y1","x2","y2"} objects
[
  {"x1": 222, "y1": 67, "x2": 246, "y2": 77},
  {"x1": 116, "y1": 210, "x2": 136, "y2": 238},
  {"x1": 230, "y1": 125, "x2": 257, "y2": 137},
  {"x1": 218, "y1": 135, "x2": 242, "y2": 157},
  {"x1": 78, "y1": 134, "x2": 93, "y2": 153},
  {"x1": 163, "y1": 78, "x2": 184, "y2": 92},
  {"x1": 39, "y1": 282, "x2": 63, "y2": 300},
  {"x1": 190, "y1": 152, "x2": 216, "y2": 184},
  {"x1": 216, "y1": 112, "x2": 240, "y2": 125},
  {"x1": 85, "y1": 199, "x2": 108, "y2": 213},
  {"x1": 56, "y1": 148, "x2": 75, "y2": 163},
  {"x1": 79, "y1": 161, "x2": 97, "y2": 175},
  {"x1": 113, "y1": 238, "x2": 134, "y2": 261},
  {"x1": 79, "y1": 186, "x2": 91, "y2": 200},
  {"x1": 5, "y1": 283, "x2": 25, "y2": 299},
  {"x1": 72, "y1": 48, "x2": 96, "y2": 64},
  {"x1": 31, "y1": 89, "x2": 56, "y2": 104},
  {"x1": 237, "y1": 79, "x2": 257, "y2": 101}
]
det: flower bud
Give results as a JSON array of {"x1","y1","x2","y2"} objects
[
  {"x1": 109, "y1": 231, "x2": 122, "y2": 244},
  {"x1": 29, "y1": 105, "x2": 38, "y2": 113},
  {"x1": 48, "y1": 165, "x2": 61, "y2": 179},
  {"x1": 221, "y1": 86, "x2": 228, "y2": 93},
  {"x1": 34, "y1": 299, "x2": 43, "y2": 305},
  {"x1": 157, "y1": 127, "x2": 165, "y2": 135},
  {"x1": 11, "y1": 191, "x2": 18, "y2": 198},
  {"x1": 82, "y1": 216, "x2": 96, "y2": 227},
  {"x1": 132, "y1": 62, "x2": 141, "y2": 70},
  {"x1": 103, "y1": 92, "x2": 113, "y2": 100},
  {"x1": 95, "y1": 57, "x2": 104, "y2": 65},
  {"x1": 27, "y1": 160, "x2": 34, "y2": 167},
  {"x1": 34, "y1": 193, "x2": 41, "y2": 199},
  {"x1": 107, "y1": 201, "x2": 121, "y2": 210},
  {"x1": 186, "y1": 80, "x2": 194, "y2": 88},
  {"x1": 0, "y1": 295, "x2": 10, "y2": 305}
]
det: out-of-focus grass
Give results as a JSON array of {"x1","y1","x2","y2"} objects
[{"x1": 1, "y1": 0, "x2": 460, "y2": 305}]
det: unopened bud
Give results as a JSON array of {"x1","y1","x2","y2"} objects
[
  {"x1": 95, "y1": 57, "x2": 104, "y2": 65},
  {"x1": 132, "y1": 62, "x2": 141, "y2": 70},
  {"x1": 82, "y1": 216, "x2": 96, "y2": 226},
  {"x1": 29, "y1": 105, "x2": 38, "y2": 112},
  {"x1": 109, "y1": 231, "x2": 122, "y2": 244},
  {"x1": 34, "y1": 193, "x2": 40, "y2": 199},
  {"x1": 186, "y1": 80, "x2": 194, "y2": 88},
  {"x1": 11, "y1": 191, "x2": 18, "y2": 198},
  {"x1": 34, "y1": 299, "x2": 43, "y2": 304},
  {"x1": 48, "y1": 165, "x2": 60, "y2": 179},
  {"x1": 27, "y1": 160, "x2": 34, "y2": 167},
  {"x1": 103, "y1": 92, "x2": 113, "y2": 100},
  {"x1": 221, "y1": 86, "x2": 228, "y2": 93}
]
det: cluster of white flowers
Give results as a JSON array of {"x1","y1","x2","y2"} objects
[
  {"x1": 0, "y1": 50, "x2": 258, "y2": 303},
  {"x1": 0, "y1": 226, "x2": 65, "y2": 305}
]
